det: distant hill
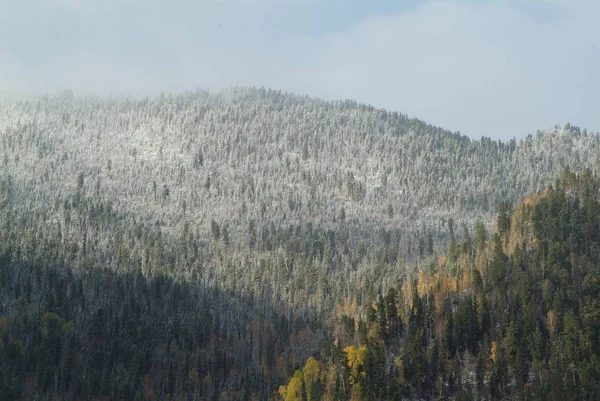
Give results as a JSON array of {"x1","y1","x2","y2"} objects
[
  {"x1": 1, "y1": 87, "x2": 600, "y2": 302},
  {"x1": 2, "y1": 88, "x2": 598, "y2": 243}
]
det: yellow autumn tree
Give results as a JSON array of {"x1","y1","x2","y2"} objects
[
  {"x1": 282, "y1": 369, "x2": 304, "y2": 401},
  {"x1": 278, "y1": 385, "x2": 287, "y2": 400},
  {"x1": 303, "y1": 357, "x2": 322, "y2": 401},
  {"x1": 344, "y1": 344, "x2": 368, "y2": 385},
  {"x1": 490, "y1": 341, "x2": 498, "y2": 364},
  {"x1": 345, "y1": 345, "x2": 357, "y2": 373}
]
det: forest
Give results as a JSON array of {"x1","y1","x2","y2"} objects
[
  {"x1": 278, "y1": 168, "x2": 600, "y2": 401},
  {"x1": 0, "y1": 88, "x2": 599, "y2": 400}
]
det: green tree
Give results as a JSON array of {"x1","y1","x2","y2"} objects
[
  {"x1": 474, "y1": 218, "x2": 487, "y2": 252},
  {"x1": 211, "y1": 219, "x2": 221, "y2": 241}
]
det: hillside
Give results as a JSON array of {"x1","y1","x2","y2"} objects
[
  {"x1": 1, "y1": 89, "x2": 599, "y2": 307},
  {"x1": 1, "y1": 88, "x2": 600, "y2": 399},
  {"x1": 0, "y1": 88, "x2": 600, "y2": 307},
  {"x1": 278, "y1": 168, "x2": 600, "y2": 400},
  {"x1": 1, "y1": 89, "x2": 598, "y2": 239}
]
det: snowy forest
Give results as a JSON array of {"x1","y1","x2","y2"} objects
[{"x1": 1, "y1": 87, "x2": 599, "y2": 400}]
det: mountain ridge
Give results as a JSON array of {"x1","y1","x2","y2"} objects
[{"x1": 1, "y1": 87, "x2": 600, "y2": 399}]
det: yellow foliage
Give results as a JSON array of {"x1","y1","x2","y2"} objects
[
  {"x1": 459, "y1": 268, "x2": 471, "y2": 292},
  {"x1": 303, "y1": 356, "x2": 320, "y2": 382},
  {"x1": 417, "y1": 270, "x2": 431, "y2": 297},
  {"x1": 335, "y1": 299, "x2": 359, "y2": 318},
  {"x1": 349, "y1": 299, "x2": 358, "y2": 316},
  {"x1": 357, "y1": 345, "x2": 367, "y2": 367},
  {"x1": 303, "y1": 357, "x2": 322, "y2": 401},
  {"x1": 285, "y1": 370, "x2": 304, "y2": 401},
  {"x1": 490, "y1": 341, "x2": 498, "y2": 364},
  {"x1": 440, "y1": 277, "x2": 456, "y2": 297},
  {"x1": 345, "y1": 344, "x2": 368, "y2": 384},
  {"x1": 345, "y1": 345, "x2": 357, "y2": 369},
  {"x1": 402, "y1": 283, "x2": 414, "y2": 308},
  {"x1": 368, "y1": 323, "x2": 379, "y2": 339},
  {"x1": 278, "y1": 385, "x2": 287, "y2": 399}
]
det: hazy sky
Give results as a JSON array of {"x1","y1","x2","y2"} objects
[{"x1": 1, "y1": 0, "x2": 598, "y2": 140}]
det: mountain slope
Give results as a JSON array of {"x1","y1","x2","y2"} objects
[
  {"x1": 1, "y1": 89, "x2": 600, "y2": 399},
  {"x1": 1, "y1": 88, "x2": 598, "y2": 308},
  {"x1": 1, "y1": 89, "x2": 598, "y2": 241},
  {"x1": 278, "y1": 168, "x2": 600, "y2": 400}
]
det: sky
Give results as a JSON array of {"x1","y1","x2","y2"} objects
[{"x1": 0, "y1": 0, "x2": 598, "y2": 140}]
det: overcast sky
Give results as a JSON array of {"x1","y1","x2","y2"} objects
[{"x1": 1, "y1": 0, "x2": 598, "y2": 140}]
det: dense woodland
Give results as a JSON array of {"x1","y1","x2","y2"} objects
[
  {"x1": 278, "y1": 168, "x2": 600, "y2": 401},
  {"x1": 0, "y1": 88, "x2": 599, "y2": 399},
  {"x1": 1, "y1": 88, "x2": 599, "y2": 311}
]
